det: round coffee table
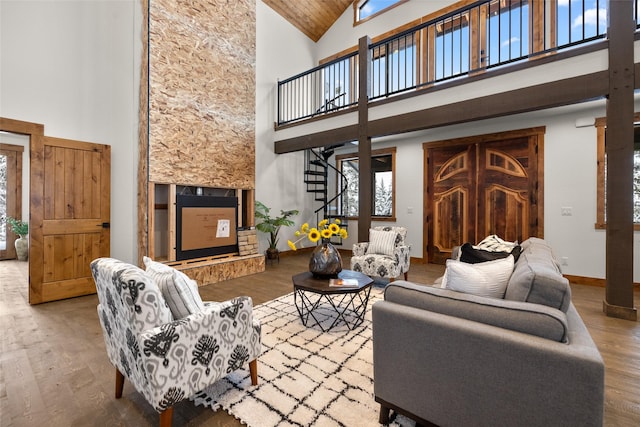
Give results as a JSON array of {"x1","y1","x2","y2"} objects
[{"x1": 291, "y1": 270, "x2": 374, "y2": 332}]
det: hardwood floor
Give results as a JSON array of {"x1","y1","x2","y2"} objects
[{"x1": 0, "y1": 253, "x2": 639, "y2": 426}]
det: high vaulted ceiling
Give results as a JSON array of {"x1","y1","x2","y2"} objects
[{"x1": 262, "y1": 0, "x2": 353, "y2": 42}]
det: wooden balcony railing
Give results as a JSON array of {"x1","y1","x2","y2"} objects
[{"x1": 277, "y1": 0, "x2": 638, "y2": 127}]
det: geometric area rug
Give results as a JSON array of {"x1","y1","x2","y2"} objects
[{"x1": 191, "y1": 286, "x2": 414, "y2": 427}]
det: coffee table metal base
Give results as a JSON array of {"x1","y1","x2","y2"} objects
[{"x1": 294, "y1": 286, "x2": 372, "y2": 332}]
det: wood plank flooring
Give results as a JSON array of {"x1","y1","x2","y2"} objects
[{"x1": 1, "y1": 253, "x2": 639, "y2": 426}]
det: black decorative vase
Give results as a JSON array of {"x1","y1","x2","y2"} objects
[{"x1": 309, "y1": 241, "x2": 343, "y2": 278}]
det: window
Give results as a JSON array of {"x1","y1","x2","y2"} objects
[
  {"x1": 337, "y1": 147, "x2": 396, "y2": 219},
  {"x1": 556, "y1": 0, "x2": 607, "y2": 47},
  {"x1": 595, "y1": 114, "x2": 640, "y2": 230},
  {"x1": 485, "y1": 0, "x2": 529, "y2": 66},
  {"x1": 355, "y1": 0, "x2": 406, "y2": 23},
  {"x1": 371, "y1": 35, "x2": 416, "y2": 98},
  {"x1": 434, "y1": 12, "x2": 470, "y2": 80}
]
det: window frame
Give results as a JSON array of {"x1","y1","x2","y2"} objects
[
  {"x1": 353, "y1": 0, "x2": 408, "y2": 26},
  {"x1": 336, "y1": 147, "x2": 397, "y2": 221},
  {"x1": 595, "y1": 112, "x2": 640, "y2": 231}
]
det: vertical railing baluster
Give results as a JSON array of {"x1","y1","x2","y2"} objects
[
  {"x1": 582, "y1": 0, "x2": 586, "y2": 41},
  {"x1": 458, "y1": 13, "x2": 462, "y2": 74}
]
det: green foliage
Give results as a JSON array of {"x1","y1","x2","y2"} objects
[
  {"x1": 4, "y1": 216, "x2": 28, "y2": 236},
  {"x1": 255, "y1": 201, "x2": 299, "y2": 249}
]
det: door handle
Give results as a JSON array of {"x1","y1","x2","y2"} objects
[{"x1": 101, "y1": 222, "x2": 110, "y2": 229}]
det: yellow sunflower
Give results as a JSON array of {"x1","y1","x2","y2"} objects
[
  {"x1": 328, "y1": 223, "x2": 340, "y2": 234},
  {"x1": 308, "y1": 228, "x2": 321, "y2": 242},
  {"x1": 321, "y1": 228, "x2": 333, "y2": 239}
]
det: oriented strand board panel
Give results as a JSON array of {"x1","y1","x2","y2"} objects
[
  {"x1": 176, "y1": 254, "x2": 265, "y2": 285},
  {"x1": 148, "y1": 0, "x2": 255, "y2": 189}
]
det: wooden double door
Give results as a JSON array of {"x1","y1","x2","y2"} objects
[{"x1": 425, "y1": 128, "x2": 544, "y2": 264}]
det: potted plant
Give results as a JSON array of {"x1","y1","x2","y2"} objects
[
  {"x1": 4, "y1": 216, "x2": 28, "y2": 261},
  {"x1": 255, "y1": 201, "x2": 299, "y2": 261}
]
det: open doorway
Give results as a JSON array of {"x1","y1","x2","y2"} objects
[{"x1": 0, "y1": 133, "x2": 29, "y2": 260}]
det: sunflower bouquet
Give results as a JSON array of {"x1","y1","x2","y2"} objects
[{"x1": 287, "y1": 218, "x2": 348, "y2": 250}]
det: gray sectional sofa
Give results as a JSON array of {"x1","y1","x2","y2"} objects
[{"x1": 372, "y1": 237, "x2": 605, "y2": 426}]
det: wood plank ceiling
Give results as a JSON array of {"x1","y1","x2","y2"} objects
[{"x1": 262, "y1": 0, "x2": 353, "y2": 42}]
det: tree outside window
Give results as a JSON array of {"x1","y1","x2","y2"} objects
[{"x1": 337, "y1": 147, "x2": 396, "y2": 219}]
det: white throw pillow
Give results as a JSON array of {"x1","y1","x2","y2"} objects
[
  {"x1": 143, "y1": 256, "x2": 205, "y2": 319},
  {"x1": 475, "y1": 235, "x2": 518, "y2": 252},
  {"x1": 443, "y1": 255, "x2": 514, "y2": 299},
  {"x1": 366, "y1": 229, "x2": 397, "y2": 256}
]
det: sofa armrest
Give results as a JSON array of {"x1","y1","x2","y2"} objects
[
  {"x1": 372, "y1": 300, "x2": 604, "y2": 427},
  {"x1": 352, "y1": 242, "x2": 368, "y2": 257},
  {"x1": 385, "y1": 281, "x2": 569, "y2": 342},
  {"x1": 138, "y1": 296, "x2": 261, "y2": 410}
]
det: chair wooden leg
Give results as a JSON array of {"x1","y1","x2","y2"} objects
[
  {"x1": 159, "y1": 406, "x2": 173, "y2": 427},
  {"x1": 249, "y1": 359, "x2": 258, "y2": 385},
  {"x1": 115, "y1": 368, "x2": 125, "y2": 399},
  {"x1": 389, "y1": 277, "x2": 395, "y2": 282},
  {"x1": 404, "y1": 272, "x2": 408, "y2": 280},
  {"x1": 379, "y1": 403, "x2": 391, "y2": 424}
]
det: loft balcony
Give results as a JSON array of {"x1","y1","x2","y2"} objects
[{"x1": 274, "y1": 0, "x2": 640, "y2": 154}]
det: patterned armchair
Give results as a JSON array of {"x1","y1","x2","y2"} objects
[
  {"x1": 350, "y1": 226, "x2": 411, "y2": 281},
  {"x1": 90, "y1": 258, "x2": 261, "y2": 427}
]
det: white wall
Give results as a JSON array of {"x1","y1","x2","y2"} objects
[
  {"x1": 255, "y1": 1, "x2": 321, "y2": 253},
  {"x1": 0, "y1": 0, "x2": 142, "y2": 263}
]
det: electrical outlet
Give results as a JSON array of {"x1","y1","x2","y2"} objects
[
  {"x1": 561, "y1": 257, "x2": 569, "y2": 266},
  {"x1": 407, "y1": 206, "x2": 413, "y2": 214},
  {"x1": 561, "y1": 207, "x2": 572, "y2": 216}
]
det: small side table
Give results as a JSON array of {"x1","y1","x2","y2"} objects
[{"x1": 292, "y1": 270, "x2": 374, "y2": 332}]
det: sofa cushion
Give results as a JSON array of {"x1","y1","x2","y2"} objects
[
  {"x1": 442, "y1": 255, "x2": 514, "y2": 299},
  {"x1": 384, "y1": 281, "x2": 569, "y2": 342},
  {"x1": 143, "y1": 256, "x2": 205, "y2": 319},
  {"x1": 504, "y1": 239, "x2": 572, "y2": 313}
]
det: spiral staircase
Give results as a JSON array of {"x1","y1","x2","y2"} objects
[{"x1": 303, "y1": 146, "x2": 348, "y2": 245}]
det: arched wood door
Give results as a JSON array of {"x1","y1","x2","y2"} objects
[{"x1": 425, "y1": 128, "x2": 543, "y2": 264}]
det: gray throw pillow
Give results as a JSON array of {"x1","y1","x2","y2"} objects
[{"x1": 143, "y1": 256, "x2": 205, "y2": 319}]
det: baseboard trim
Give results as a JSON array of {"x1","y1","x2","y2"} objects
[{"x1": 564, "y1": 274, "x2": 640, "y2": 289}]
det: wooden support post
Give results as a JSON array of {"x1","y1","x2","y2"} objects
[
  {"x1": 603, "y1": 0, "x2": 636, "y2": 320},
  {"x1": 358, "y1": 36, "x2": 372, "y2": 242}
]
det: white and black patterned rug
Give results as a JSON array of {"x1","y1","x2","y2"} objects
[{"x1": 191, "y1": 285, "x2": 413, "y2": 427}]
